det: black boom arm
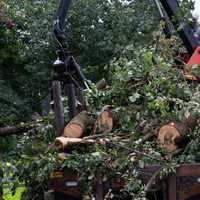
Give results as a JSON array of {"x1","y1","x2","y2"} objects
[
  {"x1": 53, "y1": 0, "x2": 88, "y2": 122},
  {"x1": 155, "y1": 0, "x2": 200, "y2": 55},
  {"x1": 53, "y1": 0, "x2": 71, "y2": 52},
  {"x1": 56, "y1": 0, "x2": 71, "y2": 30}
]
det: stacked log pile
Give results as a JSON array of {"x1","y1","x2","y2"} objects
[
  {"x1": 54, "y1": 106, "x2": 119, "y2": 150},
  {"x1": 1, "y1": 107, "x2": 198, "y2": 162},
  {"x1": 50, "y1": 105, "x2": 200, "y2": 197},
  {"x1": 53, "y1": 107, "x2": 199, "y2": 154}
]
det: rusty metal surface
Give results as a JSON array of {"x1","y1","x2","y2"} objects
[
  {"x1": 49, "y1": 169, "x2": 81, "y2": 198},
  {"x1": 139, "y1": 165, "x2": 162, "y2": 191},
  {"x1": 49, "y1": 168, "x2": 127, "y2": 199},
  {"x1": 176, "y1": 176, "x2": 200, "y2": 200},
  {"x1": 140, "y1": 164, "x2": 200, "y2": 200},
  {"x1": 176, "y1": 164, "x2": 200, "y2": 176},
  {"x1": 168, "y1": 174, "x2": 176, "y2": 200},
  {"x1": 49, "y1": 164, "x2": 200, "y2": 199},
  {"x1": 168, "y1": 164, "x2": 200, "y2": 200}
]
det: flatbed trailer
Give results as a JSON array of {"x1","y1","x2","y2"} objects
[{"x1": 48, "y1": 164, "x2": 200, "y2": 200}]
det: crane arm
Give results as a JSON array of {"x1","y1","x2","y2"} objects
[
  {"x1": 154, "y1": 0, "x2": 199, "y2": 55},
  {"x1": 53, "y1": 0, "x2": 71, "y2": 52}
]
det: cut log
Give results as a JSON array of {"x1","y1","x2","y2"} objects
[
  {"x1": 55, "y1": 137, "x2": 83, "y2": 149},
  {"x1": 63, "y1": 111, "x2": 95, "y2": 138},
  {"x1": 93, "y1": 105, "x2": 118, "y2": 134},
  {"x1": 55, "y1": 137, "x2": 94, "y2": 149},
  {"x1": 158, "y1": 116, "x2": 198, "y2": 152},
  {"x1": 0, "y1": 123, "x2": 36, "y2": 137}
]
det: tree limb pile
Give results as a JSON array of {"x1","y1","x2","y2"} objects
[{"x1": 55, "y1": 106, "x2": 119, "y2": 149}]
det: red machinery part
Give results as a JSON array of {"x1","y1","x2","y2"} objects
[
  {"x1": 182, "y1": 46, "x2": 200, "y2": 81},
  {"x1": 187, "y1": 47, "x2": 200, "y2": 67}
]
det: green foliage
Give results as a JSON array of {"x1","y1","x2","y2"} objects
[
  {"x1": 2, "y1": 0, "x2": 200, "y2": 199},
  {"x1": 1, "y1": 113, "x2": 57, "y2": 200},
  {"x1": 4, "y1": 187, "x2": 24, "y2": 200},
  {"x1": 0, "y1": 0, "x2": 159, "y2": 125},
  {"x1": 0, "y1": 16, "x2": 29, "y2": 125},
  {"x1": 68, "y1": 0, "x2": 158, "y2": 67},
  {"x1": 4, "y1": 41, "x2": 200, "y2": 199}
]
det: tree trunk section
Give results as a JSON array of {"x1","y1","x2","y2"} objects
[
  {"x1": 158, "y1": 116, "x2": 198, "y2": 152},
  {"x1": 96, "y1": 79, "x2": 109, "y2": 91},
  {"x1": 0, "y1": 123, "x2": 35, "y2": 137},
  {"x1": 63, "y1": 111, "x2": 94, "y2": 138},
  {"x1": 94, "y1": 105, "x2": 118, "y2": 134},
  {"x1": 55, "y1": 137, "x2": 94, "y2": 149}
]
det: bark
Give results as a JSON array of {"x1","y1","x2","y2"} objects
[
  {"x1": 63, "y1": 111, "x2": 95, "y2": 138},
  {"x1": 158, "y1": 115, "x2": 198, "y2": 152},
  {"x1": 96, "y1": 79, "x2": 109, "y2": 91},
  {"x1": 93, "y1": 105, "x2": 119, "y2": 134},
  {"x1": 55, "y1": 137, "x2": 94, "y2": 149},
  {"x1": 0, "y1": 123, "x2": 35, "y2": 137}
]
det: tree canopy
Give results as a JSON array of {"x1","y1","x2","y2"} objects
[{"x1": 0, "y1": 0, "x2": 159, "y2": 125}]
